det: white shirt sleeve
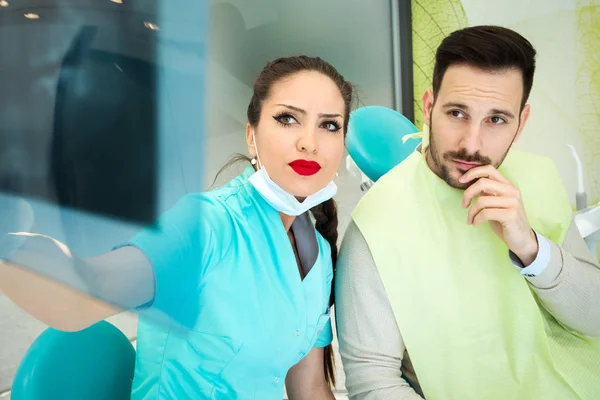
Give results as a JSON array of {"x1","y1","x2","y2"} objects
[{"x1": 508, "y1": 230, "x2": 552, "y2": 277}]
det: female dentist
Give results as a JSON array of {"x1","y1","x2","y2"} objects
[{"x1": 0, "y1": 55, "x2": 355, "y2": 399}]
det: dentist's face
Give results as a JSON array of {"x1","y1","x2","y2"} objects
[
  {"x1": 246, "y1": 71, "x2": 346, "y2": 198},
  {"x1": 423, "y1": 64, "x2": 531, "y2": 189}
]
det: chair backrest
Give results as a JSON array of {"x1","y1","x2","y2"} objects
[
  {"x1": 11, "y1": 320, "x2": 135, "y2": 400},
  {"x1": 346, "y1": 106, "x2": 421, "y2": 182}
]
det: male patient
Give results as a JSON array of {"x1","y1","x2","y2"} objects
[{"x1": 336, "y1": 25, "x2": 600, "y2": 399}]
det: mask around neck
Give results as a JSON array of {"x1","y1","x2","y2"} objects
[{"x1": 247, "y1": 130, "x2": 337, "y2": 216}]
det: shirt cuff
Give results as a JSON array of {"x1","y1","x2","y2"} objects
[
  {"x1": 313, "y1": 317, "x2": 333, "y2": 348},
  {"x1": 509, "y1": 231, "x2": 551, "y2": 277}
]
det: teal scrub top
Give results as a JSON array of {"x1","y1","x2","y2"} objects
[{"x1": 127, "y1": 166, "x2": 334, "y2": 399}]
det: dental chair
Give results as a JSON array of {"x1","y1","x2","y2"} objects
[
  {"x1": 568, "y1": 145, "x2": 600, "y2": 258},
  {"x1": 345, "y1": 105, "x2": 421, "y2": 190},
  {"x1": 11, "y1": 321, "x2": 135, "y2": 400},
  {"x1": 575, "y1": 204, "x2": 600, "y2": 259}
]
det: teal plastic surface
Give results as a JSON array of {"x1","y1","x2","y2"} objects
[
  {"x1": 11, "y1": 321, "x2": 135, "y2": 400},
  {"x1": 346, "y1": 106, "x2": 420, "y2": 182}
]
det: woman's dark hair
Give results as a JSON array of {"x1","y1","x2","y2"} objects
[{"x1": 216, "y1": 55, "x2": 355, "y2": 387}]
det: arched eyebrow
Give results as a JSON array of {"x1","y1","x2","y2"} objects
[{"x1": 276, "y1": 104, "x2": 342, "y2": 119}]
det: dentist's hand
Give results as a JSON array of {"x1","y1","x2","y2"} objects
[
  {"x1": 0, "y1": 194, "x2": 34, "y2": 263},
  {"x1": 0, "y1": 194, "x2": 94, "y2": 301},
  {"x1": 460, "y1": 165, "x2": 539, "y2": 266}
]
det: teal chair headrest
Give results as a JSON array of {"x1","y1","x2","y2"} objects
[{"x1": 346, "y1": 106, "x2": 421, "y2": 182}]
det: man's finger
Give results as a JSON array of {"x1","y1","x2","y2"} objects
[
  {"x1": 467, "y1": 196, "x2": 518, "y2": 225},
  {"x1": 472, "y1": 208, "x2": 517, "y2": 226},
  {"x1": 459, "y1": 164, "x2": 512, "y2": 185},
  {"x1": 462, "y1": 178, "x2": 512, "y2": 208}
]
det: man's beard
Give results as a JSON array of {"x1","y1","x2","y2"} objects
[{"x1": 426, "y1": 118, "x2": 515, "y2": 190}]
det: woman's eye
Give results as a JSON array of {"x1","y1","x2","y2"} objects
[
  {"x1": 322, "y1": 121, "x2": 341, "y2": 132},
  {"x1": 274, "y1": 113, "x2": 298, "y2": 126}
]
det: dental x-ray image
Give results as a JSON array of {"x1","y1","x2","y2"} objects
[
  {"x1": 0, "y1": 2, "x2": 159, "y2": 226},
  {"x1": 0, "y1": 0, "x2": 207, "y2": 327}
]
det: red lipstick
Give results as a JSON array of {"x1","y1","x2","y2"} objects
[{"x1": 289, "y1": 160, "x2": 321, "y2": 176}]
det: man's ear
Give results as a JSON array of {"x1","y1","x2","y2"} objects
[
  {"x1": 514, "y1": 104, "x2": 531, "y2": 143},
  {"x1": 422, "y1": 88, "x2": 435, "y2": 127}
]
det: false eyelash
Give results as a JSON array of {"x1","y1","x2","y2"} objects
[
  {"x1": 321, "y1": 120, "x2": 342, "y2": 132},
  {"x1": 273, "y1": 112, "x2": 297, "y2": 127}
]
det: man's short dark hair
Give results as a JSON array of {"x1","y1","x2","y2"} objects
[{"x1": 432, "y1": 25, "x2": 537, "y2": 110}]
